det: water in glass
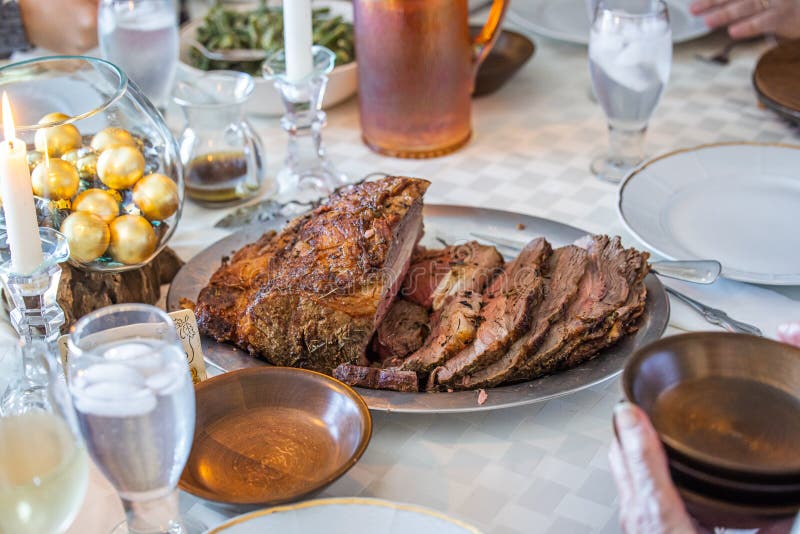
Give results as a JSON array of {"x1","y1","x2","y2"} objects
[
  {"x1": 70, "y1": 339, "x2": 194, "y2": 501},
  {"x1": 98, "y1": 0, "x2": 179, "y2": 108},
  {"x1": 67, "y1": 304, "x2": 197, "y2": 534},
  {"x1": 588, "y1": 0, "x2": 671, "y2": 182}
]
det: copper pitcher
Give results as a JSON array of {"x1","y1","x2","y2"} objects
[{"x1": 354, "y1": 0, "x2": 509, "y2": 158}]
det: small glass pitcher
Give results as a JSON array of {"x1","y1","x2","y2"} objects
[{"x1": 173, "y1": 71, "x2": 267, "y2": 206}]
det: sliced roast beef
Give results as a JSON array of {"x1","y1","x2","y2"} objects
[
  {"x1": 452, "y1": 245, "x2": 589, "y2": 390},
  {"x1": 333, "y1": 364, "x2": 419, "y2": 392},
  {"x1": 559, "y1": 247, "x2": 649, "y2": 370},
  {"x1": 428, "y1": 238, "x2": 552, "y2": 389},
  {"x1": 396, "y1": 290, "x2": 482, "y2": 374},
  {"x1": 373, "y1": 299, "x2": 430, "y2": 362},
  {"x1": 402, "y1": 241, "x2": 503, "y2": 310},
  {"x1": 513, "y1": 236, "x2": 643, "y2": 381}
]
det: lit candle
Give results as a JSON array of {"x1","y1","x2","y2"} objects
[
  {"x1": 283, "y1": 0, "x2": 314, "y2": 83},
  {"x1": 0, "y1": 93, "x2": 43, "y2": 274}
]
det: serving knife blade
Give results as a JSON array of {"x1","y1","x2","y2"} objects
[{"x1": 469, "y1": 232, "x2": 722, "y2": 285}]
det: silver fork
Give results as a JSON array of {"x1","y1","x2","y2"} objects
[{"x1": 665, "y1": 286, "x2": 763, "y2": 336}]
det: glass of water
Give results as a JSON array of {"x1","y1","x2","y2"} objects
[
  {"x1": 67, "y1": 304, "x2": 196, "y2": 534},
  {"x1": 588, "y1": 0, "x2": 672, "y2": 182},
  {"x1": 98, "y1": 0, "x2": 179, "y2": 110}
]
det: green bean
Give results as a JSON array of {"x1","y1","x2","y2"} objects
[{"x1": 189, "y1": 3, "x2": 355, "y2": 74}]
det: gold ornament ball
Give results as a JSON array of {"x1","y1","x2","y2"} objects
[
  {"x1": 108, "y1": 215, "x2": 157, "y2": 265},
  {"x1": 72, "y1": 188, "x2": 119, "y2": 224},
  {"x1": 61, "y1": 146, "x2": 93, "y2": 166},
  {"x1": 60, "y1": 211, "x2": 111, "y2": 263},
  {"x1": 31, "y1": 159, "x2": 80, "y2": 200},
  {"x1": 34, "y1": 113, "x2": 82, "y2": 157},
  {"x1": 27, "y1": 151, "x2": 44, "y2": 172},
  {"x1": 90, "y1": 127, "x2": 137, "y2": 152},
  {"x1": 97, "y1": 146, "x2": 145, "y2": 190},
  {"x1": 76, "y1": 152, "x2": 98, "y2": 180},
  {"x1": 132, "y1": 173, "x2": 179, "y2": 220}
]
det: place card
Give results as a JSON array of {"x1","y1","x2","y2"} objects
[{"x1": 58, "y1": 309, "x2": 207, "y2": 383}]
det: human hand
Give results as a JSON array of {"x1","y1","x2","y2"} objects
[
  {"x1": 609, "y1": 402, "x2": 697, "y2": 534},
  {"x1": 19, "y1": 0, "x2": 100, "y2": 54},
  {"x1": 689, "y1": 0, "x2": 800, "y2": 39}
]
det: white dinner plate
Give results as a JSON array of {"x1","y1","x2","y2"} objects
[
  {"x1": 508, "y1": 0, "x2": 709, "y2": 45},
  {"x1": 618, "y1": 142, "x2": 800, "y2": 285},
  {"x1": 207, "y1": 498, "x2": 481, "y2": 534}
]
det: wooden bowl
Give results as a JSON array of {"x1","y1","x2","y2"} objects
[
  {"x1": 622, "y1": 332, "x2": 800, "y2": 481},
  {"x1": 180, "y1": 367, "x2": 372, "y2": 507},
  {"x1": 471, "y1": 26, "x2": 535, "y2": 97}
]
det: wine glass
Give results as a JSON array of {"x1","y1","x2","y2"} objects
[
  {"x1": 588, "y1": 0, "x2": 672, "y2": 182},
  {"x1": 66, "y1": 304, "x2": 198, "y2": 534},
  {"x1": 98, "y1": 0, "x2": 179, "y2": 110},
  {"x1": 0, "y1": 341, "x2": 90, "y2": 534}
]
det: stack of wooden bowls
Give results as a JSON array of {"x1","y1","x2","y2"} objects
[{"x1": 623, "y1": 333, "x2": 800, "y2": 529}]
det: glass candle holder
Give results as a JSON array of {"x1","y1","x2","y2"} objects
[
  {"x1": 264, "y1": 46, "x2": 347, "y2": 201},
  {"x1": 173, "y1": 70, "x2": 269, "y2": 207},
  {"x1": 0, "y1": 56, "x2": 184, "y2": 272},
  {"x1": 0, "y1": 227, "x2": 69, "y2": 345}
]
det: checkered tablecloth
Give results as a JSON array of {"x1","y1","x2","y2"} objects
[{"x1": 67, "y1": 20, "x2": 800, "y2": 534}]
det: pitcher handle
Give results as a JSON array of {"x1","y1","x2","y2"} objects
[{"x1": 471, "y1": 0, "x2": 509, "y2": 85}]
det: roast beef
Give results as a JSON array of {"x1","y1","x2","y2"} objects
[
  {"x1": 402, "y1": 241, "x2": 503, "y2": 310},
  {"x1": 195, "y1": 230, "x2": 279, "y2": 342},
  {"x1": 559, "y1": 245, "x2": 649, "y2": 369},
  {"x1": 513, "y1": 236, "x2": 646, "y2": 381},
  {"x1": 333, "y1": 364, "x2": 419, "y2": 392},
  {"x1": 429, "y1": 238, "x2": 552, "y2": 389},
  {"x1": 196, "y1": 177, "x2": 430, "y2": 373},
  {"x1": 452, "y1": 245, "x2": 589, "y2": 390},
  {"x1": 395, "y1": 290, "x2": 482, "y2": 374},
  {"x1": 373, "y1": 299, "x2": 430, "y2": 362}
]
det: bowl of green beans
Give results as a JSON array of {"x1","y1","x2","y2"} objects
[{"x1": 178, "y1": 0, "x2": 357, "y2": 116}]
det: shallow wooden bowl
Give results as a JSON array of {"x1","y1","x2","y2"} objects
[
  {"x1": 623, "y1": 332, "x2": 800, "y2": 480},
  {"x1": 180, "y1": 367, "x2": 372, "y2": 507},
  {"x1": 471, "y1": 26, "x2": 535, "y2": 97}
]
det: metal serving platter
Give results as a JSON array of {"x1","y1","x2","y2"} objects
[{"x1": 167, "y1": 205, "x2": 669, "y2": 413}]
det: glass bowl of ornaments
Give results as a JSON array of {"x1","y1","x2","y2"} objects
[{"x1": 0, "y1": 56, "x2": 183, "y2": 272}]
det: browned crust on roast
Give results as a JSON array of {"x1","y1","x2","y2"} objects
[{"x1": 197, "y1": 177, "x2": 430, "y2": 373}]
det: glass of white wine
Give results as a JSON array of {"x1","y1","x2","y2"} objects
[{"x1": 0, "y1": 341, "x2": 90, "y2": 534}]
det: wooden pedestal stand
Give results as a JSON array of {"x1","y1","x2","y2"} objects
[{"x1": 56, "y1": 247, "x2": 184, "y2": 330}]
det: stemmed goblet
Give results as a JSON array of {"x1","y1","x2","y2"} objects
[
  {"x1": 588, "y1": 0, "x2": 672, "y2": 182},
  {"x1": 66, "y1": 304, "x2": 198, "y2": 534},
  {"x1": 0, "y1": 341, "x2": 90, "y2": 533}
]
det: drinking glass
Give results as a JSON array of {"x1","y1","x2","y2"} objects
[
  {"x1": 98, "y1": 0, "x2": 180, "y2": 109},
  {"x1": 588, "y1": 0, "x2": 672, "y2": 182},
  {"x1": 0, "y1": 341, "x2": 90, "y2": 534},
  {"x1": 67, "y1": 304, "x2": 197, "y2": 534}
]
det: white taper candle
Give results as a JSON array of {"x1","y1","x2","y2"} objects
[
  {"x1": 0, "y1": 93, "x2": 44, "y2": 274},
  {"x1": 283, "y1": 0, "x2": 314, "y2": 83}
]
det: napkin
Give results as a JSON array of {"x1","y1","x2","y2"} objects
[{"x1": 663, "y1": 277, "x2": 799, "y2": 340}]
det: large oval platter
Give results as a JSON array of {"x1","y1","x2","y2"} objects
[{"x1": 167, "y1": 205, "x2": 669, "y2": 413}]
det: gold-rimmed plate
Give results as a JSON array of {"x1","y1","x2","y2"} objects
[
  {"x1": 208, "y1": 498, "x2": 481, "y2": 533},
  {"x1": 619, "y1": 142, "x2": 800, "y2": 285}
]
